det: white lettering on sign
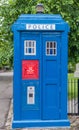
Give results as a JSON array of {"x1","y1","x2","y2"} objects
[
  {"x1": 26, "y1": 24, "x2": 55, "y2": 30},
  {"x1": 27, "y1": 67, "x2": 34, "y2": 74}
]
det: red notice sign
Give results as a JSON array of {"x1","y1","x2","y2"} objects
[{"x1": 22, "y1": 60, "x2": 39, "y2": 79}]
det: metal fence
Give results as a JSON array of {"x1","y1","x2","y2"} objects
[{"x1": 68, "y1": 78, "x2": 79, "y2": 115}]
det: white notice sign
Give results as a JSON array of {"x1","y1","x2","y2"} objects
[
  {"x1": 26, "y1": 24, "x2": 55, "y2": 30},
  {"x1": 27, "y1": 86, "x2": 35, "y2": 104}
]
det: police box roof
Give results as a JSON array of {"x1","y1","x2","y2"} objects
[{"x1": 12, "y1": 14, "x2": 70, "y2": 32}]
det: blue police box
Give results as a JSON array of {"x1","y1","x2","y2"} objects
[{"x1": 12, "y1": 5, "x2": 70, "y2": 129}]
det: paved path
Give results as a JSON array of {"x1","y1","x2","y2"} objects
[{"x1": 0, "y1": 72, "x2": 13, "y2": 130}]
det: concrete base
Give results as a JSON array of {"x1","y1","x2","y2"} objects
[{"x1": 12, "y1": 119, "x2": 70, "y2": 128}]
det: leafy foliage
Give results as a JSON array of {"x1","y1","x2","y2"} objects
[{"x1": 0, "y1": 0, "x2": 79, "y2": 70}]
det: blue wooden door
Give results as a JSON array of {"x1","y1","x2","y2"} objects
[
  {"x1": 42, "y1": 33, "x2": 61, "y2": 120},
  {"x1": 21, "y1": 32, "x2": 42, "y2": 120}
]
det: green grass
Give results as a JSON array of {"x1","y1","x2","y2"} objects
[
  {"x1": 68, "y1": 73, "x2": 78, "y2": 100},
  {"x1": 68, "y1": 73, "x2": 74, "y2": 78}
]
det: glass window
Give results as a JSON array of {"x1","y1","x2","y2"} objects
[
  {"x1": 46, "y1": 41, "x2": 57, "y2": 56},
  {"x1": 24, "y1": 40, "x2": 36, "y2": 55}
]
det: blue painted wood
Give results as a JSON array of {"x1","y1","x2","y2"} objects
[
  {"x1": 13, "y1": 30, "x2": 21, "y2": 120},
  {"x1": 61, "y1": 31, "x2": 68, "y2": 119},
  {"x1": 12, "y1": 119, "x2": 70, "y2": 128},
  {"x1": 12, "y1": 14, "x2": 69, "y2": 32},
  {"x1": 42, "y1": 33, "x2": 61, "y2": 120},
  {"x1": 21, "y1": 33, "x2": 42, "y2": 120},
  {"x1": 12, "y1": 13, "x2": 70, "y2": 128}
]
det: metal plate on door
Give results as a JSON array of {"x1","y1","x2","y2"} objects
[{"x1": 27, "y1": 86, "x2": 35, "y2": 104}]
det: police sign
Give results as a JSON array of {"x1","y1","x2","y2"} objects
[{"x1": 26, "y1": 24, "x2": 55, "y2": 30}]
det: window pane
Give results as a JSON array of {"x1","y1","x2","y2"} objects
[
  {"x1": 31, "y1": 48, "x2": 33, "y2": 53},
  {"x1": 47, "y1": 49, "x2": 49, "y2": 54},
  {"x1": 50, "y1": 42, "x2": 52, "y2": 48},
  {"x1": 54, "y1": 49, "x2": 56, "y2": 55},
  {"x1": 29, "y1": 48, "x2": 31, "y2": 53},
  {"x1": 26, "y1": 48, "x2": 28, "y2": 53},
  {"x1": 24, "y1": 40, "x2": 36, "y2": 55},
  {"x1": 25, "y1": 42, "x2": 27, "y2": 47},
  {"x1": 32, "y1": 48, "x2": 34, "y2": 53},
  {"x1": 50, "y1": 49, "x2": 53, "y2": 54},
  {"x1": 27, "y1": 41, "x2": 29, "y2": 47},
  {"x1": 54, "y1": 42, "x2": 56, "y2": 48},
  {"x1": 47, "y1": 42, "x2": 49, "y2": 48},
  {"x1": 31, "y1": 48, "x2": 35, "y2": 53},
  {"x1": 32, "y1": 42, "x2": 34, "y2": 47},
  {"x1": 46, "y1": 41, "x2": 57, "y2": 56},
  {"x1": 29, "y1": 41, "x2": 31, "y2": 47}
]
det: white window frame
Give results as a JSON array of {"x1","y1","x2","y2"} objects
[
  {"x1": 24, "y1": 40, "x2": 36, "y2": 55},
  {"x1": 46, "y1": 41, "x2": 57, "y2": 56}
]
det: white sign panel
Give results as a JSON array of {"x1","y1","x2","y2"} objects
[
  {"x1": 27, "y1": 86, "x2": 35, "y2": 104},
  {"x1": 26, "y1": 24, "x2": 55, "y2": 30}
]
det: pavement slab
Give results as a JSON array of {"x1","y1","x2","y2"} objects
[
  {"x1": 0, "y1": 71, "x2": 13, "y2": 82},
  {"x1": 0, "y1": 72, "x2": 13, "y2": 129},
  {"x1": 0, "y1": 99, "x2": 10, "y2": 129},
  {"x1": 0, "y1": 129, "x2": 5, "y2": 130},
  {"x1": 0, "y1": 82, "x2": 12, "y2": 99},
  {"x1": 0, "y1": 81, "x2": 12, "y2": 128}
]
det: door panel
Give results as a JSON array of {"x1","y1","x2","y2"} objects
[
  {"x1": 46, "y1": 60, "x2": 57, "y2": 79},
  {"x1": 21, "y1": 32, "x2": 41, "y2": 120},
  {"x1": 44, "y1": 84, "x2": 60, "y2": 119},
  {"x1": 42, "y1": 34, "x2": 60, "y2": 120}
]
